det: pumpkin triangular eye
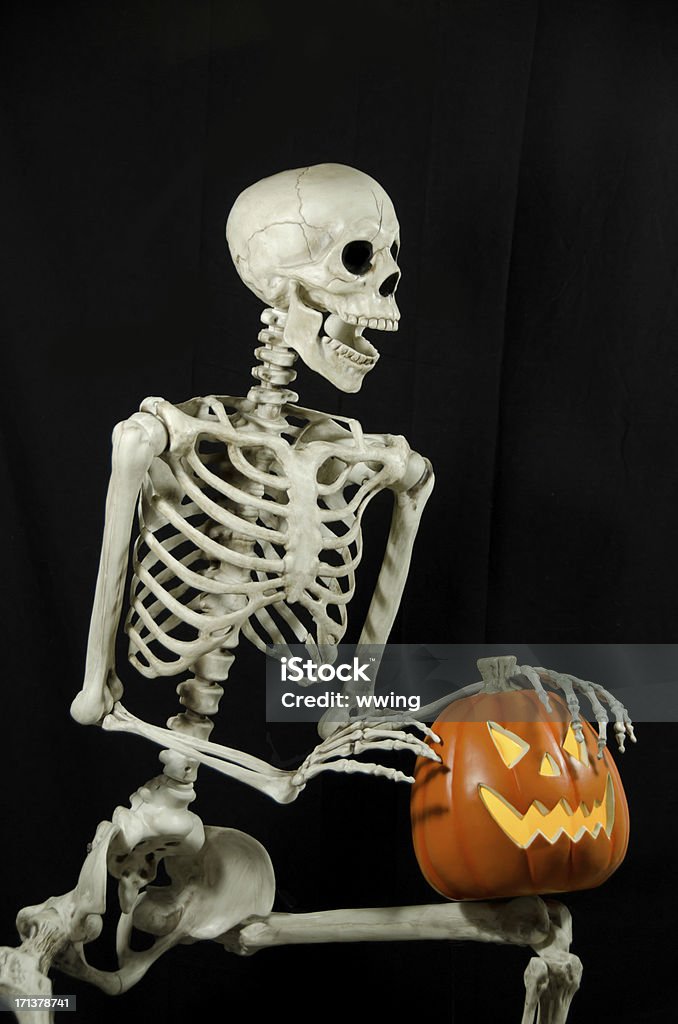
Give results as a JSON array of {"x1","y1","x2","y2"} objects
[
  {"x1": 539, "y1": 752, "x2": 562, "y2": 777},
  {"x1": 487, "y1": 722, "x2": 530, "y2": 768},
  {"x1": 563, "y1": 724, "x2": 590, "y2": 766}
]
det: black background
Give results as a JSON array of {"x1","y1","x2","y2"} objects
[{"x1": 1, "y1": 1, "x2": 676, "y2": 1020}]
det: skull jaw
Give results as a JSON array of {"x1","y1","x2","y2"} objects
[
  {"x1": 282, "y1": 282, "x2": 383, "y2": 393},
  {"x1": 292, "y1": 334, "x2": 379, "y2": 393}
]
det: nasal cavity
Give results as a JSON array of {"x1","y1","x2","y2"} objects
[{"x1": 379, "y1": 272, "x2": 400, "y2": 297}]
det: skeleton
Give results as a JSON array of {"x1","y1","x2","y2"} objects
[{"x1": 0, "y1": 165, "x2": 635, "y2": 1023}]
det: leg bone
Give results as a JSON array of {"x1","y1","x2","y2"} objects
[
  {"x1": 522, "y1": 954, "x2": 583, "y2": 1024},
  {"x1": 521, "y1": 901, "x2": 583, "y2": 1024},
  {"x1": 0, "y1": 821, "x2": 119, "y2": 1022},
  {"x1": 221, "y1": 896, "x2": 551, "y2": 955}
]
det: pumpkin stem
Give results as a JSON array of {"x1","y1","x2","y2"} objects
[{"x1": 477, "y1": 655, "x2": 521, "y2": 692}]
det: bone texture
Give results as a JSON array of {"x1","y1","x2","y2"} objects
[
  {"x1": 1, "y1": 169, "x2": 631, "y2": 1023},
  {"x1": 222, "y1": 896, "x2": 552, "y2": 952},
  {"x1": 368, "y1": 655, "x2": 636, "y2": 747},
  {"x1": 480, "y1": 657, "x2": 635, "y2": 750}
]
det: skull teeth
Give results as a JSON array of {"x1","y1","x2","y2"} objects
[
  {"x1": 322, "y1": 336, "x2": 377, "y2": 366},
  {"x1": 350, "y1": 315, "x2": 399, "y2": 332}
]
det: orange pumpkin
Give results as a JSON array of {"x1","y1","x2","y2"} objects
[{"x1": 410, "y1": 689, "x2": 630, "y2": 900}]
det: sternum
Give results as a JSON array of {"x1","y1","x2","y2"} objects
[{"x1": 284, "y1": 452, "x2": 322, "y2": 603}]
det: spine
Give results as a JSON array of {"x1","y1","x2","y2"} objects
[{"x1": 247, "y1": 308, "x2": 298, "y2": 417}]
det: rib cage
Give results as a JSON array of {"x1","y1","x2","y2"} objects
[{"x1": 125, "y1": 396, "x2": 409, "y2": 678}]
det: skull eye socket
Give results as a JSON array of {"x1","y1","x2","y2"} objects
[
  {"x1": 487, "y1": 722, "x2": 530, "y2": 768},
  {"x1": 342, "y1": 240, "x2": 373, "y2": 276}
]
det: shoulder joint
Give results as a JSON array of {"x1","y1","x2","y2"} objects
[
  {"x1": 111, "y1": 412, "x2": 168, "y2": 470},
  {"x1": 392, "y1": 451, "x2": 434, "y2": 494}
]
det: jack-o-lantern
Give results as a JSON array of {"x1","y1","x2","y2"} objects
[{"x1": 410, "y1": 688, "x2": 630, "y2": 900}]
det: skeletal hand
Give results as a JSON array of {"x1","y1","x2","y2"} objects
[
  {"x1": 290, "y1": 716, "x2": 442, "y2": 794},
  {"x1": 516, "y1": 665, "x2": 636, "y2": 758}
]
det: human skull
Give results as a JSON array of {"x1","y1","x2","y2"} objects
[{"x1": 226, "y1": 164, "x2": 401, "y2": 393}]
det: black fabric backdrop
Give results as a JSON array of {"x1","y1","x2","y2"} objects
[{"x1": 1, "y1": 2, "x2": 676, "y2": 1021}]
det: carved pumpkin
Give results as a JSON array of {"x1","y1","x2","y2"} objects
[{"x1": 410, "y1": 689, "x2": 630, "y2": 900}]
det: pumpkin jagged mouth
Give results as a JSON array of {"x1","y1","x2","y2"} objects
[{"x1": 478, "y1": 775, "x2": 615, "y2": 849}]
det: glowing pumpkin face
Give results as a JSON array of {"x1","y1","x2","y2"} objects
[{"x1": 410, "y1": 689, "x2": 630, "y2": 901}]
